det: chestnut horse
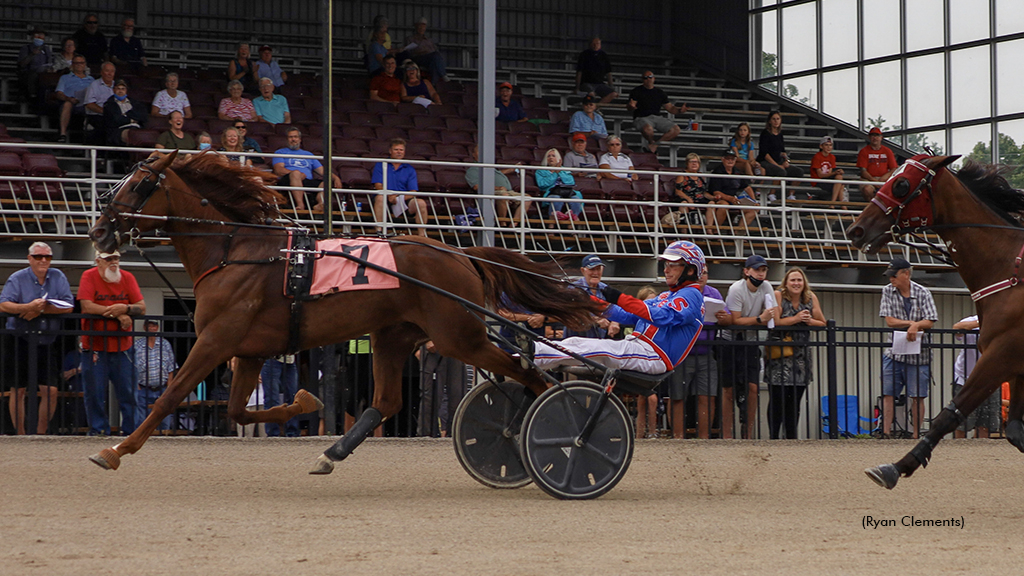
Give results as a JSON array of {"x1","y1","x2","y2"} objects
[
  {"x1": 87, "y1": 151, "x2": 602, "y2": 472},
  {"x1": 847, "y1": 155, "x2": 1024, "y2": 489}
]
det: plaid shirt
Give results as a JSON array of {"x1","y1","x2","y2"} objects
[
  {"x1": 132, "y1": 337, "x2": 178, "y2": 389},
  {"x1": 879, "y1": 280, "x2": 938, "y2": 365}
]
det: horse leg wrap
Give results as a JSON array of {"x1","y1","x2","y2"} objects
[
  {"x1": 1006, "y1": 419, "x2": 1024, "y2": 453},
  {"x1": 909, "y1": 436, "x2": 936, "y2": 468},
  {"x1": 943, "y1": 402, "x2": 966, "y2": 424},
  {"x1": 324, "y1": 408, "x2": 383, "y2": 462}
]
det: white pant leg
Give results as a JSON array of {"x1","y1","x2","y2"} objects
[{"x1": 534, "y1": 336, "x2": 668, "y2": 374}]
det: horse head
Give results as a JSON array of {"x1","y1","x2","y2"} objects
[
  {"x1": 89, "y1": 150, "x2": 179, "y2": 254},
  {"x1": 846, "y1": 154, "x2": 960, "y2": 253}
]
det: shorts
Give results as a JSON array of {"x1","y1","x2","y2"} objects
[
  {"x1": 668, "y1": 353, "x2": 719, "y2": 399},
  {"x1": 951, "y1": 383, "x2": 1002, "y2": 431},
  {"x1": 633, "y1": 115, "x2": 677, "y2": 135},
  {"x1": 3, "y1": 337, "x2": 59, "y2": 389},
  {"x1": 495, "y1": 188, "x2": 529, "y2": 205},
  {"x1": 882, "y1": 356, "x2": 931, "y2": 398},
  {"x1": 810, "y1": 177, "x2": 839, "y2": 199},
  {"x1": 276, "y1": 175, "x2": 322, "y2": 189},
  {"x1": 721, "y1": 340, "x2": 760, "y2": 388},
  {"x1": 579, "y1": 83, "x2": 615, "y2": 98}
]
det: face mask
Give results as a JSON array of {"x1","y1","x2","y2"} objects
[
  {"x1": 122, "y1": 30, "x2": 133, "y2": 38},
  {"x1": 114, "y1": 93, "x2": 127, "y2": 101},
  {"x1": 33, "y1": 38, "x2": 45, "y2": 47},
  {"x1": 747, "y1": 275, "x2": 765, "y2": 288},
  {"x1": 199, "y1": 142, "x2": 211, "y2": 150}
]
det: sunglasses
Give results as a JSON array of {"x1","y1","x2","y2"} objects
[
  {"x1": 643, "y1": 75, "x2": 654, "y2": 79},
  {"x1": 30, "y1": 254, "x2": 53, "y2": 260},
  {"x1": 86, "y1": 20, "x2": 98, "y2": 24},
  {"x1": 234, "y1": 125, "x2": 246, "y2": 129}
]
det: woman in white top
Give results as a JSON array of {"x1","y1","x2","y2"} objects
[
  {"x1": 150, "y1": 72, "x2": 193, "y2": 118},
  {"x1": 598, "y1": 136, "x2": 638, "y2": 181}
]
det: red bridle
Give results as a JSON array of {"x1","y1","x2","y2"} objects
[{"x1": 869, "y1": 154, "x2": 937, "y2": 233}]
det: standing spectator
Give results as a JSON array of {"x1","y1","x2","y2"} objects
[
  {"x1": 465, "y1": 144, "x2": 531, "y2": 224},
  {"x1": 757, "y1": 110, "x2": 804, "y2": 181},
  {"x1": 51, "y1": 37, "x2": 77, "y2": 73},
  {"x1": 857, "y1": 127, "x2": 898, "y2": 202},
  {"x1": 366, "y1": 28, "x2": 390, "y2": 76},
  {"x1": 568, "y1": 95, "x2": 608, "y2": 140},
  {"x1": 154, "y1": 111, "x2": 197, "y2": 150},
  {"x1": 417, "y1": 341, "x2": 466, "y2": 437},
  {"x1": 564, "y1": 255, "x2": 620, "y2": 340},
  {"x1": 231, "y1": 121, "x2": 263, "y2": 164},
  {"x1": 709, "y1": 150, "x2": 757, "y2": 227},
  {"x1": 55, "y1": 54, "x2": 93, "y2": 143},
  {"x1": 809, "y1": 136, "x2": 845, "y2": 202},
  {"x1": 72, "y1": 13, "x2": 107, "y2": 70},
  {"x1": 403, "y1": 17, "x2": 449, "y2": 84},
  {"x1": 633, "y1": 285, "x2": 661, "y2": 439},
  {"x1": 765, "y1": 267, "x2": 825, "y2": 439},
  {"x1": 254, "y1": 45, "x2": 287, "y2": 87},
  {"x1": 575, "y1": 37, "x2": 617, "y2": 104},
  {"x1": 365, "y1": 15, "x2": 393, "y2": 52},
  {"x1": 400, "y1": 62, "x2": 441, "y2": 108},
  {"x1": 253, "y1": 78, "x2": 291, "y2": 125},
  {"x1": 729, "y1": 122, "x2": 762, "y2": 178},
  {"x1": 664, "y1": 153, "x2": 710, "y2": 226},
  {"x1": 102, "y1": 79, "x2": 147, "y2": 146},
  {"x1": 495, "y1": 82, "x2": 528, "y2": 123},
  {"x1": 272, "y1": 127, "x2": 341, "y2": 212},
  {"x1": 535, "y1": 148, "x2": 583, "y2": 221},
  {"x1": 598, "y1": 135, "x2": 637, "y2": 181},
  {"x1": 150, "y1": 72, "x2": 192, "y2": 118},
  {"x1": 0, "y1": 242, "x2": 73, "y2": 435},
  {"x1": 371, "y1": 138, "x2": 428, "y2": 236},
  {"x1": 724, "y1": 254, "x2": 774, "y2": 439},
  {"x1": 226, "y1": 42, "x2": 258, "y2": 95},
  {"x1": 261, "y1": 355, "x2": 300, "y2": 437},
  {"x1": 218, "y1": 127, "x2": 253, "y2": 167},
  {"x1": 17, "y1": 28, "x2": 52, "y2": 106},
  {"x1": 562, "y1": 133, "x2": 601, "y2": 179},
  {"x1": 132, "y1": 319, "x2": 177, "y2": 431},
  {"x1": 879, "y1": 257, "x2": 937, "y2": 440},
  {"x1": 628, "y1": 71, "x2": 688, "y2": 153},
  {"x1": 78, "y1": 250, "x2": 146, "y2": 436},
  {"x1": 951, "y1": 316, "x2": 1002, "y2": 439},
  {"x1": 217, "y1": 80, "x2": 257, "y2": 122},
  {"x1": 108, "y1": 17, "x2": 147, "y2": 72},
  {"x1": 84, "y1": 61, "x2": 116, "y2": 143},
  {"x1": 369, "y1": 55, "x2": 401, "y2": 104}
]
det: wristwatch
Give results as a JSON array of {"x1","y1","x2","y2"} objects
[{"x1": 755, "y1": 316, "x2": 763, "y2": 325}]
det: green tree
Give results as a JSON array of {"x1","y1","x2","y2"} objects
[
  {"x1": 966, "y1": 133, "x2": 1024, "y2": 188},
  {"x1": 867, "y1": 115, "x2": 946, "y2": 155},
  {"x1": 761, "y1": 52, "x2": 778, "y2": 77}
]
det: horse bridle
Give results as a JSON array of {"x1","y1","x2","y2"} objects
[{"x1": 99, "y1": 158, "x2": 166, "y2": 243}]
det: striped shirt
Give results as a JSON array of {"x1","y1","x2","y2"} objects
[
  {"x1": 132, "y1": 337, "x2": 178, "y2": 389},
  {"x1": 879, "y1": 280, "x2": 938, "y2": 365}
]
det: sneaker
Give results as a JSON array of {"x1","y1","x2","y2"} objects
[
  {"x1": 57, "y1": 134, "x2": 68, "y2": 143},
  {"x1": 514, "y1": 330, "x2": 535, "y2": 369},
  {"x1": 441, "y1": 75, "x2": 451, "y2": 83},
  {"x1": 787, "y1": 194, "x2": 797, "y2": 201},
  {"x1": 554, "y1": 211, "x2": 570, "y2": 221},
  {"x1": 568, "y1": 211, "x2": 579, "y2": 221},
  {"x1": 767, "y1": 193, "x2": 777, "y2": 202},
  {"x1": 731, "y1": 214, "x2": 742, "y2": 226}
]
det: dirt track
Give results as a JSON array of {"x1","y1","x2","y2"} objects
[{"x1": 2, "y1": 436, "x2": 1023, "y2": 575}]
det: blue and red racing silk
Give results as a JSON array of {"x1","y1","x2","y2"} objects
[{"x1": 603, "y1": 283, "x2": 705, "y2": 370}]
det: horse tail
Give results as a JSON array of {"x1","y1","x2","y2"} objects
[{"x1": 463, "y1": 247, "x2": 605, "y2": 331}]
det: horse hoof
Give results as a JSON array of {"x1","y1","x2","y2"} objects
[
  {"x1": 295, "y1": 389, "x2": 324, "y2": 413},
  {"x1": 89, "y1": 448, "x2": 121, "y2": 471},
  {"x1": 864, "y1": 464, "x2": 899, "y2": 490},
  {"x1": 308, "y1": 454, "x2": 335, "y2": 475}
]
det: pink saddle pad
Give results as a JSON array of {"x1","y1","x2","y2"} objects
[{"x1": 309, "y1": 238, "x2": 401, "y2": 295}]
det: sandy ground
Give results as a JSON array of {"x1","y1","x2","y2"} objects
[{"x1": 2, "y1": 436, "x2": 1023, "y2": 575}]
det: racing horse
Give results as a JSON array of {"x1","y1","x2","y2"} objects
[
  {"x1": 847, "y1": 154, "x2": 1024, "y2": 489},
  {"x1": 87, "y1": 151, "x2": 603, "y2": 471}
]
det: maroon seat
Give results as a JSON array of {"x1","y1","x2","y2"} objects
[
  {"x1": 367, "y1": 140, "x2": 392, "y2": 157},
  {"x1": 504, "y1": 133, "x2": 536, "y2": 148},
  {"x1": 290, "y1": 109, "x2": 319, "y2": 124},
  {"x1": 25, "y1": 180, "x2": 66, "y2": 200},
  {"x1": 375, "y1": 126, "x2": 408, "y2": 141},
  {"x1": 427, "y1": 104, "x2": 459, "y2": 118},
  {"x1": 520, "y1": 97, "x2": 548, "y2": 110},
  {"x1": 366, "y1": 101, "x2": 397, "y2": 115},
  {"x1": 188, "y1": 92, "x2": 216, "y2": 108},
  {"x1": 380, "y1": 114, "x2": 415, "y2": 129},
  {"x1": 415, "y1": 168, "x2": 438, "y2": 191},
  {"x1": 182, "y1": 118, "x2": 207, "y2": 134},
  {"x1": 579, "y1": 188, "x2": 609, "y2": 220},
  {"x1": 500, "y1": 147, "x2": 534, "y2": 164},
  {"x1": 436, "y1": 170, "x2": 471, "y2": 194},
  {"x1": 573, "y1": 178, "x2": 603, "y2": 195},
  {"x1": 337, "y1": 87, "x2": 367, "y2": 101},
  {"x1": 336, "y1": 165, "x2": 373, "y2": 188},
  {"x1": 342, "y1": 125, "x2": 376, "y2": 140},
  {"x1": 406, "y1": 142, "x2": 436, "y2": 157},
  {"x1": 414, "y1": 116, "x2": 447, "y2": 130},
  {"x1": 539, "y1": 123, "x2": 570, "y2": 137},
  {"x1": 446, "y1": 117, "x2": 476, "y2": 132},
  {"x1": 435, "y1": 143, "x2": 468, "y2": 158},
  {"x1": 600, "y1": 179, "x2": 635, "y2": 194},
  {"x1": 206, "y1": 119, "x2": 234, "y2": 136},
  {"x1": 508, "y1": 122, "x2": 539, "y2": 134},
  {"x1": 458, "y1": 104, "x2": 478, "y2": 119},
  {"x1": 333, "y1": 99, "x2": 366, "y2": 114},
  {"x1": 266, "y1": 135, "x2": 289, "y2": 151},
  {"x1": 334, "y1": 138, "x2": 370, "y2": 157},
  {"x1": 0, "y1": 178, "x2": 25, "y2": 199},
  {"x1": 407, "y1": 128, "x2": 443, "y2": 145},
  {"x1": 536, "y1": 135, "x2": 568, "y2": 150},
  {"x1": 0, "y1": 137, "x2": 31, "y2": 155},
  {"x1": 609, "y1": 189, "x2": 640, "y2": 220},
  {"x1": 441, "y1": 131, "x2": 475, "y2": 145},
  {"x1": 0, "y1": 153, "x2": 24, "y2": 176},
  {"x1": 247, "y1": 122, "x2": 276, "y2": 136},
  {"x1": 396, "y1": 103, "x2": 428, "y2": 117},
  {"x1": 22, "y1": 154, "x2": 65, "y2": 177},
  {"x1": 548, "y1": 110, "x2": 573, "y2": 123},
  {"x1": 348, "y1": 112, "x2": 382, "y2": 127}
]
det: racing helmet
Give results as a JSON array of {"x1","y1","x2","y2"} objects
[{"x1": 659, "y1": 240, "x2": 706, "y2": 278}]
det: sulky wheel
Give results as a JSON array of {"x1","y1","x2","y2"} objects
[
  {"x1": 452, "y1": 379, "x2": 535, "y2": 489},
  {"x1": 519, "y1": 381, "x2": 634, "y2": 500}
]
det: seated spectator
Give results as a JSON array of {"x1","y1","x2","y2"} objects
[
  {"x1": 218, "y1": 127, "x2": 253, "y2": 167},
  {"x1": 664, "y1": 153, "x2": 711, "y2": 226},
  {"x1": 400, "y1": 62, "x2": 441, "y2": 108},
  {"x1": 218, "y1": 80, "x2": 257, "y2": 121},
  {"x1": 369, "y1": 55, "x2": 401, "y2": 104},
  {"x1": 272, "y1": 126, "x2": 341, "y2": 212},
  {"x1": 150, "y1": 72, "x2": 192, "y2": 118},
  {"x1": 709, "y1": 150, "x2": 757, "y2": 227},
  {"x1": 495, "y1": 82, "x2": 527, "y2": 123},
  {"x1": 563, "y1": 133, "x2": 601, "y2": 179},
  {"x1": 227, "y1": 42, "x2": 259, "y2": 95},
  {"x1": 83, "y1": 61, "x2": 116, "y2": 144},
  {"x1": 231, "y1": 120, "x2": 263, "y2": 163},
  {"x1": 196, "y1": 131, "x2": 213, "y2": 151},
  {"x1": 371, "y1": 138, "x2": 428, "y2": 236},
  {"x1": 103, "y1": 79, "x2": 147, "y2": 146},
  {"x1": 51, "y1": 37, "x2": 77, "y2": 73},
  {"x1": 403, "y1": 17, "x2": 449, "y2": 84},
  {"x1": 575, "y1": 37, "x2": 617, "y2": 104},
  {"x1": 365, "y1": 15, "x2": 393, "y2": 54},
  {"x1": 253, "y1": 78, "x2": 291, "y2": 124},
  {"x1": 154, "y1": 110, "x2": 197, "y2": 150},
  {"x1": 535, "y1": 148, "x2": 583, "y2": 221},
  {"x1": 55, "y1": 54, "x2": 93, "y2": 143},
  {"x1": 857, "y1": 127, "x2": 898, "y2": 202},
  {"x1": 366, "y1": 27, "x2": 389, "y2": 76},
  {"x1": 729, "y1": 122, "x2": 762, "y2": 178},
  {"x1": 465, "y1": 144, "x2": 532, "y2": 225},
  {"x1": 757, "y1": 111, "x2": 804, "y2": 181},
  {"x1": 628, "y1": 71, "x2": 688, "y2": 153},
  {"x1": 72, "y1": 14, "x2": 107, "y2": 70},
  {"x1": 599, "y1": 136, "x2": 637, "y2": 181},
  {"x1": 254, "y1": 45, "x2": 287, "y2": 87},
  {"x1": 809, "y1": 136, "x2": 845, "y2": 202},
  {"x1": 108, "y1": 17, "x2": 147, "y2": 72},
  {"x1": 17, "y1": 28, "x2": 52, "y2": 105},
  {"x1": 568, "y1": 95, "x2": 608, "y2": 139}
]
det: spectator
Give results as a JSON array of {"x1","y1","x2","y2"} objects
[
  {"x1": 729, "y1": 122, "x2": 762, "y2": 178},
  {"x1": 371, "y1": 138, "x2": 428, "y2": 236},
  {"x1": 231, "y1": 121, "x2": 263, "y2": 163},
  {"x1": 766, "y1": 267, "x2": 825, "y2": 439},
  {"x1": 196, "y1": 131, "x2": 213, "y2": 151},
  {"x1": 218, "y1": 127, "x2": 253, "y2": 167},
  {"x1": 217, "y1": 79, "x2": 258, "y2": 122},
  {"x1": 535, "y1": 148, "x2": 583, "y2": 221},
  {"x1": 724, "y1": 254, "x2": 774, "y2": 439},
  {"x1": 709, "y1": 150, "x2": 757, "y2": 227},
  {"x1": 72, "y1": 13, "x2": 107, "y2": 70},
  {"x1": 132, "y1": 319, "x2": 177, "y2": 431},
  {"x1": 51, "y1": 37, "x2": 77, "y2": 73},
  {"x1": 155, "y1": 111, "x2": 197, "y2": 150},
  {"x1": 809, "y1": 136, "x2": 845, "y2": 202},
  {"x1": 598, "y1": 135, "x2": 637, "y2": 181},
  {"x1": 664, "y1": 153, "x2": 711, "y2": 226},
  {"x1": 568, "y1": 255, "x2": 621, "y2": 343},
  {"x1": 108, "y1": 17, "x2": 147, "y2": 72},
  {"x1": 628, "y1": 71, "x2": 688, "y2": 153},
  {"x1": 495, "y1": 82, "x2": 528, "y2": 123},
  {"x1": 857, "y1": 127, "x2": 898, "y2": 202},
  {"x1": 366, "y1": 27, "x2": 390, "y2": 76},
  {"x1": 879, "y1": 257, "x2": 937, "y2": 440},
  {"x1": 254, "y1": 45, "x2": 287, "y2": 88},
  {"x1": 575, "y1": 37, "x2": 618, "y2": 105},
  {"x1": 951, "y1": 316, "x2": 1001, "y2": 439},
  {"x1": 400, "y1": 61, "x2": 441, "y2": 108},
  {"x1": 0, "y1": 242, "x2": 73, "y2": 435},
  {"x1": 365, "y1": 15, "x2": 393, "y2": 53},
  {"x1": 272, "y1": 126, "x2": 340, "y2": 212},
  {"x1": 632, "y1": 284, "x2": 660, "y2": 439},
  {"x1": 78, "y1": 250, "x2": 146, "y2": 436},
  {"x1": 562, "y1": 133, "x2": 601, "y2": 179},
  {"x1": 403, "y1": 17, "x2": 449, "y2": 84},
  {"x1": 17, "y1": 28, "x2": 52, "y2": 105},
  {"x1": 54, "y1": 54, "x2": 93, "y2": 143},
  {"x1": 150, "y1": 72, "x2": 192, "y2": 118},
  {"x1": 369, "y1": 55, "x2": 401, "y2": 104},
  {"x1": 226, "y1": 42, "x2": 259, "y2": 95},
  {"x1": 261, "y1": 355, "x2": 300, "y2": 437},
  {"x1": 757, "y1": 110, "x2": 804, "y2": 181},
  {"x1": 253, "y1": 78, "x2": 291, "y2": 124},
  {"x1": 416, "y1": 341, "x2": 466, "y2": 437},
  {"x1": 465, "y1": 144, "x2": 531, "y2": 225},
  {"x1": 84, "y1": 61, "x2": 116, "y2": 143},
  {"x1": 568, "y1": 95, "x2": 608, "y2": 140},
  {"x1": 102, "y1": 79, "x2": 147, "y2": 146}
]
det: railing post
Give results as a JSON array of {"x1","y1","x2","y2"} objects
[
  {"x1": 652, "y1": 173, "x2": 661, "y2": 258},
  {"x1": 780, "y1": 176, "x2": 789, "y2": 267},
  {"x1": 89, "y1": 147, "x2": 98, "y2": 228},
  {"x1": 826, "y1": 319, "x2": 838, "y2": 440},
  {"x1": 380, "y1": 160, "x2": 389, "y2": 236}
]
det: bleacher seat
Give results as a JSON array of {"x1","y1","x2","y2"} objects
[
  {"x1": 415, "y1": 168, "x2": 439, "y2": 191},
  {"x1": 22, "y1": 154, "x2": 65, "y2": 177},
  {"x1": 334, "y1": 99, "x2": 366, "y2": 114},
  {"x1": 366, "y1": 101, "x2": 396, "y2": 115},
  {"x1": 508, "y1": 122, "x2": 539, "y2": 134},
  {"x1": 336, "y1": 165, "x2": 372, "y2": 188},
  {"x1": 380, "y1": 114, "x2": 414, "y2": 129},
  {"x1": 182, "y1": 118, "x2": 207, "y2": 134},
  {"x1": 539, "y1": 123, "x2": 570, "y2": 137},
  {"x1": 441, "y1": 131, "x2": 475, "y2": 145},
  {"x1": 396, "y1": 103, "x2": 427, "y2": 116},
  {"x1": 375, "y1": 127, "x2": 408, "y2": 141},
  {"x1": 188, "y1": 92, "x2": 216, "y2": 108},
  {"x1": 548, "y1": 110, "x2": 573, "y2": 124},
  {"x1": 408, "y1": 129, "x2": 443, "y2": 144},
  {"x1": 0, "y1": 153, "x2": 24, "y2": 176},
  {"x1": 406, "y1": 142, "x2": 436, "y2": 157},
  {"x1": 445, "y1": 118, "x2": 476, "y2": 132},
  {"x1": 348, "y1": 112, "x2": 382, "y2": 127},
  {"x1": 413, "y1": 116, "x2": 447, "y2": 130},
  {"x1": 500, "y1": 147, "x2": 533, "y2": 164},
  {"x1": 435, "y1": 144, "x2": 469, "y2": 159},
  {"x1": 504, "y1": 133, "x2": 536, "y2": 148},
  {"x1": 342, "y1": 125, "x2": 376, "y2": 140},
  {"x1": 427, "y1": 104, "x2": 459, "y2": 118},
  {"x1": 335, "y1": 138, "x2": 370, "y2": 157},
  {"x1": 536, "y1": 135, "x2": 569, "y2": 150}
]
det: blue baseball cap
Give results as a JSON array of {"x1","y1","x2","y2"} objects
[
  {"x1": 743, "y1": 254, "x2": 768, "y2": 269},
  {"x1": 883, "y1": 257, "x2": 911, "y2": 277},
  {"x1": 581, "y1": 254, "x2": 605, "y2": 269}
]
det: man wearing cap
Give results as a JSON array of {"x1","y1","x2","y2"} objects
[
  {"x1": 72, "y1": 13, "x2": 108, "y2": 70},
  {"x1": 723, "y1": 254, "x2": 775, "y2": 439},
  {"x1": 879, "y1": 257, "x2": 937, "y2": 439},
  {"x1": 369, "y1": 54, "x2": 402, "y2": 104},
  {"x1": 132, "y1": 319, "x2": 177, "y2": 431},
  {"x1": 465, "y1": 144, "x2": 532, "y2": 224},
  {"x1": 403, "y1": 17, "x2": 448, "y2": 84},
  {"x1": 709, "y1": 150, "x2": 757, "y2": 227},
  {"x1": 810, "y1": 136, "x2": 845, "y2": 202},
  {"x1": 495, "y1": 82, "x2": 528, "y2": 123},
  {"x1": 575, "y1": 37, "x2": 618, "y2": 104},
  {"x1": 254, "y1": 45, "x2": 287, "y2": 87},
  {"x1": 78, "y1": 250, "x2": 146, "y2": 436},
  {"x1": 568, "y1": 95, "x2": 609, "y2": 139},
  {"x1": 563, "y1": 255, "x2": 621, "y2": 340},
  {"x1": 563, "y1": 133, "x2": 601, "y2": 179},
  {"x1": 857, "y1": 127, "x2": 898, "y2": 202},
  {"x1": 627, "y1": 71, "x2": 689, "y2": 153}
]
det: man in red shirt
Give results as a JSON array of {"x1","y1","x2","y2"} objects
[
  {"x1": 369, "y1": 54, "x2": 400, "y2": 104},
  {"x1": 78, "y1": 250, "x2": 146, "y2": 436},
  {"x1": 856, "y1": 127, "x2": 898, "y2": 201}
]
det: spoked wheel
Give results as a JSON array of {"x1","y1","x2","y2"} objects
[
  {"x1": 519, "y1": 381, "x2": 634, "y2": 500},
  {"x1": 452, "y1": 379, "x2": 535, "y2": 489}
]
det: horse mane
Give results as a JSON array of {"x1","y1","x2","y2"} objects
[
  {"x1": 954, "y1": 160, "x2": 1024, "y2": 226},
  {"x1": 170, "y1": 152, "x2": 284, "y2": 224}
]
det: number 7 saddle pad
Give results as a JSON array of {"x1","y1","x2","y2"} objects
[{"x1": 309, "y1": 237, "x2": 401, "y2": 295}]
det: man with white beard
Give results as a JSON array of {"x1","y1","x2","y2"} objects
[{"x1": 77, "y1": 250, "x2": 146, "y2": 436}]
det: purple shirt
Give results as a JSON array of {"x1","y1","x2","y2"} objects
[{"x1": 692, "y1": 284, "x2": 725, "y2": 356}]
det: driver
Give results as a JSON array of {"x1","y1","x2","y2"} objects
[{"x1": 529, "y1": 241, "x2": 706, "y2": 375}]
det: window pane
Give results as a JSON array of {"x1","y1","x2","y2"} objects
[
  {"x1": 753, "y1": 10, "x2": 778, "y2": 79},
  {"x1": 952, "y1": 124, "x2": 991, "y2": 168},
  {"x1": 996, "y1": 0, "x2": 1024, "y2": 37},
  {"x1": 906, "y1": 54, "x2": 945, "y2": 128},
  {"x1": 760, "y1": 80, "x2": 779, "y2": 95},
  {"x1": 822, "y1": 0, "x2": 858, "y2": 66},
  {"x1": 906, "y1": 0, "x2": 945, "y2": 52},
  {"x1": 822, "y1": 68, "x2": 859, "y2": 126},
  {"x1": 950, "y1": 46, "x2": 991, "y2": 122},
  {"x1": 863, "y1": 0, "x2": 900, "y2": 60},
  {"x1": 905, "y1": 130, "x2": 946, "y2": 155},
  {"x1": 996, "y1": 119, "x2": 1024, "y2": 187},
  {"x1": 781, "y1": 3, "x2": 817, "y2": 74},
  {"x1": 997, "y1": 40, "x2": 1024, "y2": 115},
  {"x1": 950, "y1": 0, "x2": 990, "y2": 45},
  {"x1": 782, "y1": 74, "x2": 818, "y2": 109},
  {"x1": 863, "y1": 61, "x2": 902, "y2": 131}
]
